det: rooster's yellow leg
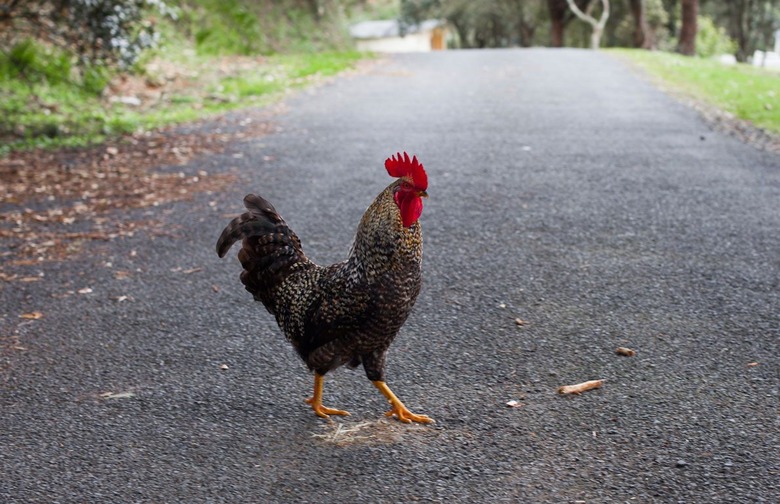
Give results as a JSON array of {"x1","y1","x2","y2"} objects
[
  {"x1": 372, "y1": 381, "x2": 434, "y2": 424},
  {"x1": 305, "y1": 373, "x2": 350, "y2": 418}
]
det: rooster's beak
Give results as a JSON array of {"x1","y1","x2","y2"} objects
[{"x1": 418, "y1": 190, "x2": 429, "y2": 198}]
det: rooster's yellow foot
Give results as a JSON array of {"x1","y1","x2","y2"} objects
[
  {"x1": 306, "y1": 373, "x2": 350, "y2": 419},
  {"x1": 384, "y1": 405, "x2": 434, "y2": 424},
  {"x1": 373, "y1": 380, "x2": 434, "y2": 424},
  {"x1": 305, "y1": 396, "x2": 350, "y2": 418}
]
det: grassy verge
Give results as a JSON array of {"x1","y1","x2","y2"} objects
[
  {"x1": 612, "y1": 49, "x2": 780, "y2": 134},
  {"x1": 0, "y1": 50, "x2": 365, "y2": 156}
]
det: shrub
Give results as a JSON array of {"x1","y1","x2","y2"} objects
[
  {"x1": 0, "y1": 39, "x2": 73, "y2": 84},
  {"x1": 696, "y1": 15, "x2": 737, "y2": 59},
  {"x1": 0, "y1": 1, "x2": 175, "y2": 73}
]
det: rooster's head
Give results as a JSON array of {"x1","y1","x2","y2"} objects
[{"x1": 385, "y1": 152, "x2": 428, "y2": 228}]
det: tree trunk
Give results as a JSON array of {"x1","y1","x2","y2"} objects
[
  {"x1": 550, "y1": 17, "x2": 565, "y2": 46},
  {"x1": 591, "y1": 26, "x2": 603, "y2": 49},
  {"x1": 515, "y1": 0, "x2": 537, "y2": 47},
  {"x1": 732, "y1": 0, "x2": 751, "y2": 63},
  {"x1": 450, "y1": 18, "x2": 470, "y2": 49},
  {"x1": 630, "y1": 0, "x2": 653, "y2": 49},
  {"x1": 548, "y1": 0, "x2": 567, "y2": 47},
  {"x1": 666, "y1": 0, "x2": 678, "y2": 41},
  {"x1": 519, "y1": 23, "x2": 536, "y2": 47},
  {"x1": 677, "y1": 0, "x2": 697, "y2": 56},
  {"x1": 566, "y1": 0, "x2": 610, "y2": 49},
  {"x1": 758, "y1": 2, "x2": 779, "y2": 59},
  {"x1": 548, "y1": 0, "x2": 595, "y2": 48}
]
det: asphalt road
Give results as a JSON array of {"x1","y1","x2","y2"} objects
[{"x1": 2, "y1": 49, "x2": 779, "y2": 502}]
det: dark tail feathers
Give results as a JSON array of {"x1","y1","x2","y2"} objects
[
  {"x1": 216, "y1": 194, "x2": 285, "y2": 258},
  {"x1": 216, "y1": 194, "x2": 310, "y2": 307}
]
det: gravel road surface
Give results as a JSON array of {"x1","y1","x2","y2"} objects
[{"x1": 2, "y1": 48, "x2": 778, "y2": 502}]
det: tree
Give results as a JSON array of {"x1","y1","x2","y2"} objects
[
  {"x1": 566, "y1": 0, "x2": 610, "y2": 49},
  {"x1": 548, "y1": 0, "x2": 566, "y2": 46},
  {"x1": 629, "y1": 0, "x2": 653, "y2": 48},
  {"x1": 662, "y1": 0, "x2": 678, "y2": 39},
  {"x1": 714, "y1": 0, "x2": 780, "y2": 62},
  {"x1": 512, "y1": 0, "x2": 546, "y2": 47},
  {"x1": 677, "y1": 0, "x2": 697, "y2": 55},
  {"x1": 403, "y1": 0, "x2": 549, "y2": 49},
  {"x1": 754, "y1": 1, "x2": 780, "y2": 64},
  {"x1": 547, "y1": 0, "x2": 590, "y2": 47}
]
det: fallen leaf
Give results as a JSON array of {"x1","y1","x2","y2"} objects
[
  {"x1": 616, "y1": 347, "x2": 636, "y2": 357},
  {"x1": 747, "y1": 362, "x2": 759, "y2": 368},
  {"x1": 19, "y1": 312, "x2": 43, "y2": 320},
  {"x1": 77, "y1": 287, "x2": 93, "y2": 294},
  {"x1": 506, "y1": 400, "x2": 524, "y2": 408},
  {"x1": 514, "y1": 318, "x2": 526, "y2": 326},
  {"x1": 211, "y1": 284, "x2": 220, "y2": 293},
  {"x1": 220, "y1": 364, "x2": 229, "y2": 370},
  {"x1": 182, "y1": 267, "x2": 202, "y2": 274}
]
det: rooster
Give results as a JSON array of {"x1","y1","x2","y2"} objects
[{"x1": 216, "y1": 152, "x2": 432, "y2": 424}]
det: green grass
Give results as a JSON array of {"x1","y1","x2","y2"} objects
[
  {"x1": 0, "y1": 0, "x2": 364, "y2": 156},
  {"x1": 613, "y1": 49, "x2": 780, "y2": 134},
  {"x1": 285, "y1": 51, "x2": 365, "y2": 79},
  {"x1": 0, "y1": 50, "x2": 365, "y2": 156}
]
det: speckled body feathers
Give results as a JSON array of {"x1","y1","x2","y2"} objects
[{"x1": 216, "y1": 180, "x2": 423, "y2": 382}]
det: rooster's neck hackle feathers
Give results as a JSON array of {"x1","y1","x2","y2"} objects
[{"x1": 350, "y1": 180, "x2": 423, "y2": 280}]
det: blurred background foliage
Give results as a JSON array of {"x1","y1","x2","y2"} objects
[
  {"x1": 0, "y1": 0, "x2": 777, "y2": 152},
  {"x1": 400, "y1": 0, "x2": 777, "y2": 59},
  {"x1": 2, "y1": 1, "x2": 777, "y2": 88}
]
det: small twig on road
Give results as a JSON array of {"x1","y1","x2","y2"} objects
[{"x1": 558, "y1": 379, "x2": 604, "y2": 395}]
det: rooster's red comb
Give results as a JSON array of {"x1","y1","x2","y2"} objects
[{"x1": 385, "y1": 152, "x2": 427, "y2": 191}]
